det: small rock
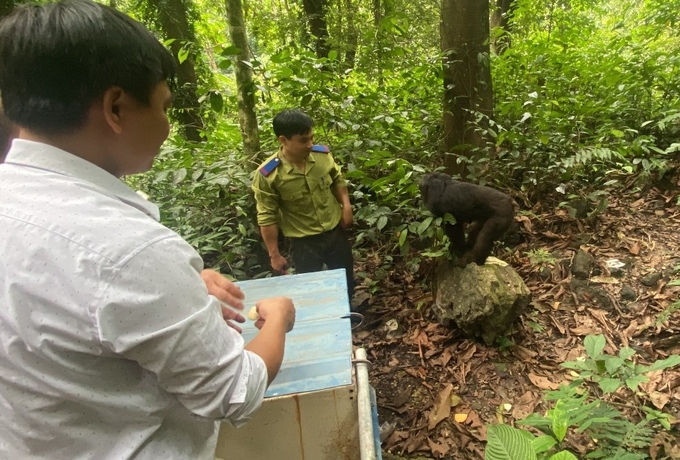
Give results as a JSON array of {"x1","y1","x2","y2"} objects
[
  {"x1": 568, "y1": 198, "x2": 591, "y2": 219},
  {"x1": 640, "y1": 272, "x2": 662, "y2": 287},
  {"x1": 620, "y1": 285, "x2": 637, "y2": 301},
  {"x1": 571, "y1": 250, "x2": 594, "y2": 279},
  {"x1": 584, "y1": 286, "x2": 613, "y2": 310}
]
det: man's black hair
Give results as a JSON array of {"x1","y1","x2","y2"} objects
[
  {"x1": 273, "y1": 109, "x2": 314, "y2": 139},
  {"x1": 0, "y1": 0, "x2": 176, "y2": 135}
]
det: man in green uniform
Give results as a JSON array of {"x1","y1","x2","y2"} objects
[{"x1": 252, "y1": 109, "x2": 355, "y2": 299}]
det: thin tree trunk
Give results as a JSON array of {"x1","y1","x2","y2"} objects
[
  {"x1": 440, "y1": 0, "x2": 494, "y2": 178},
  {"x1": 147, "y1": 0, "x2": 204, "y2": 142},
  {"x1": 342, "y1": 0, "x2": 358, "y2": 68},
  {"x1": 373, "y1": 0, "x2": 383, "y2": 84},
  {"x1": 490, "y1": 0, "x2": 515, "y2": 54},
  {"x1": 225, "y1": 0, "x2": 261, "y2": 166},
  {"x1": 302, "y1": 0, "x2": 330, "y2": 59}
]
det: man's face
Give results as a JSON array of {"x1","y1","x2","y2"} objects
[
  {"x1": 117, "y1": 82, "x2": 172, "y2": 176},
  {"x1": 280, "y1": 130, "x2": 314, "y2": 161}
]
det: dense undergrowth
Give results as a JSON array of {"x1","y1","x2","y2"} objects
[{"x1": 127, "y1": 0, "x2": 680, "y2": 283}]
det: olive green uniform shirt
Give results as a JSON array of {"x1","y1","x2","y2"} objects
[{"x1": 252, "y1": 149, "x2": 347, "y2": 238}]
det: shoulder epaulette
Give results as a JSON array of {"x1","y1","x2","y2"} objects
[
  {"x1": 259, "y1": 157, "x2": 281, "y2": 176},
  {"x1": 311, "y1": 144, "x2": 330, "y2": 153}
]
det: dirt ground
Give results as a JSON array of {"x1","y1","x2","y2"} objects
[{"x1": 352, "y1": 177, "x2": 680, "y2": 459}]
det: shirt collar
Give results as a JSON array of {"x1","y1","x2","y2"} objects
[
  {"x1": 278, "y1": 147, "x2": 316, "y2": 173},
  {"x1": 4, "y1": 139, "x2": 160, "y2": 221}
]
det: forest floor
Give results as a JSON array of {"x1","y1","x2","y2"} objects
[{"x1": 352, "y1": 173, "x2": 680, "y2": 460}]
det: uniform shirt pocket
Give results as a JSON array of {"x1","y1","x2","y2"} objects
[
  {"x1": 282, "y1": 190, "x2": 305, "y2": 202},
  {"x1": 316, "y1": 174, "x2": 332, "y2": 192}
]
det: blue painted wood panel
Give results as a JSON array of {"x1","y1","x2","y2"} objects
[{"x1": 234, "y1": 269, "x2": 353, "y2": 397}]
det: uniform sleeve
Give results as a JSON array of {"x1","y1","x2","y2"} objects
[
  {"x1": 251, "y1": 171, "x2": 280, "y2": 227},
  {"x1": 327, "y1": 154, "x2": 347, "y2": 188},
  {"x1": 95, "y1": 234, "x2": 267, "y2": 426}
]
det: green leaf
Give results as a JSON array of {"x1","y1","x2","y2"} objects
[
  {"x1": 220, "y1": 45, "x2": 241, "y2": 56},
  {"x1": 485, "y1": 424, "x2": 537, "y2": 460},
  {"x1": 173, "y1": 168, "x2": 187, "y2": 184},
  {"x1": 549, "y1": 403, "x2": 569, "y2": 442},
  {"x1": 416, "y1": 216, "x2": 433, "y2": 235},
  {"x1": 398, "y1": 228, "x2": 408, "y2": 247},
  {"x1": 618, "y1": 347, "x2": 636, "y2": 360},
  {"x1": 377, "y1": 215, "x2": 388, "y2": 230},
  {"x1": 584, "y1": 335, "x2": 606, "y2": 359},
  {"x1": 209, "y1": 92, "x2": 224, "y2": 113},
  {"x1": 531, "y1": 435, "x2": 557, "y2": 453},
  {"x1": 300, "y1": 94, "x2": 313, "y2": 106},
  {"x1": 177, "y1": 47, "x2": 189, "y2": 65},
  {"x1": 604, "y1": 356, "x2": 624, "y2": 374},
  {"x1": 646, "y1": 355, "x2": 680, "y2": 372},
  {"x1": 625, "y1": 375, "x2": 648, "y2": 391},
  {"x1": 548, "y1": 452, "x2": 579, "y2": 460},
  {"x1": 598, "y1": 378, "x2": 621, "y2": 393}
]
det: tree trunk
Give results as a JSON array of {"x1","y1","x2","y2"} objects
[
  {"x1": 148, "y1": 0, "x2": 204, "y2": 142},
  {"x1": 490, "y1": 0, "x2": 516, "y2": 54},
  {"x1": 372, "y1": 0, "x2": 383, "y2": 84},
  {"x1": 225, "y1": 0, "x2": 261, "y2": 166},
  {"x1": 302, "y1": 0, "x2": 330, "y2": 59},
  {"x1": 440, "y1": 0, "x2": 494, "y2": 178},
  {"x1": 342, "y1": 0, "x2": 358, "y2": 68}
]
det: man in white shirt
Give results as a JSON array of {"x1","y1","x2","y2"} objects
[{"x1": 0, "y1": 1, "x2": 296, "y2": 458}]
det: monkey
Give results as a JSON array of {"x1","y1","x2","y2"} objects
[{"x1": 419, "y1": 171, "x2": 515, "y2": 266}]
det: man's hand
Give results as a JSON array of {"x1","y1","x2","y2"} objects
[
  {"x1": 251, "y1": 296, "x2": 296, "y2": 332},
  {"x1": 201, "y1": 269, "x2": 246, "y2": 333},
  {"x1": 270, "y1": 254, "x2": 289, "y2": 274},
  {"x1": 340, "y1": 205, "x2": 353, "y2": 230}
]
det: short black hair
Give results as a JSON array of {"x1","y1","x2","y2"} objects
[
  {"x1": 0, "y1": 0, "x2": 176, "y2": 136},
  {"x1": 273, "y1": 109, "x2": 314, "y2": 139}
]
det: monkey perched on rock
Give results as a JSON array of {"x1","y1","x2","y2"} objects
[{"x1": 419, "y1": 172, "x2": 515, "y2": 266}]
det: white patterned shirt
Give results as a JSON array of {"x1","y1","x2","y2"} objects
[{"x1": 0, "y1": 140, "x2": 267, "y2": 459}]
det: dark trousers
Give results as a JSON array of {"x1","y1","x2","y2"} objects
[{"x1": 289, "y1": 225, "x2": 355, "y2": 298}]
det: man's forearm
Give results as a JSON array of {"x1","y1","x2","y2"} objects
[
  {"x1": 260, "y1": 225, "x2": 281, "y2": 257},
  {"x1": 244, "y1": 318, "x2": 287, "y2": 385},
  {"x1": 332, "y1": 185, "x2": 351, "y2": 208}
]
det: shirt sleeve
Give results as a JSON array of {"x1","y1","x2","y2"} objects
[
  {"x1": 327, "y1": 154, "x2": 347, "y2": 189},
  {"x1": 95, "y1": 234, "x2": 267, "y2": 426},
  {"x1": 251, "y1": 172, "x2": 280, "y2": 227}
]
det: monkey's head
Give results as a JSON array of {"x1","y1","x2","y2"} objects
[{"x1": 419, "y1": 172, "x2": 450, "y2": 207}]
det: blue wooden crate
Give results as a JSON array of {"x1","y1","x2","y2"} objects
[{"x1": 234, "y1": 268, "x2": 353, "y2": 397}]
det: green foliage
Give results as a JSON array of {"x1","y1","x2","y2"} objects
[
  {"x1": 485, "y1": 424, "x2": 537, "y2": 460},
  {"x1": 491, "y1": 0, "x2": 680, "y2": 194},
  {"x1": 525, "y1": 248, "x2": 556, "y2": 267},
  {"x1": 562, "y1": 334, "x2": 680, "y2": 394},
  {"x1": 123, "y1": 0, "x2": 680, "y2": 283},
  {"x1": 126, "y1": 137, "x2": 263, "y2": 280},
  {"x1": 485, "y1": 335, "x2": 680, "y2": 460}
]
